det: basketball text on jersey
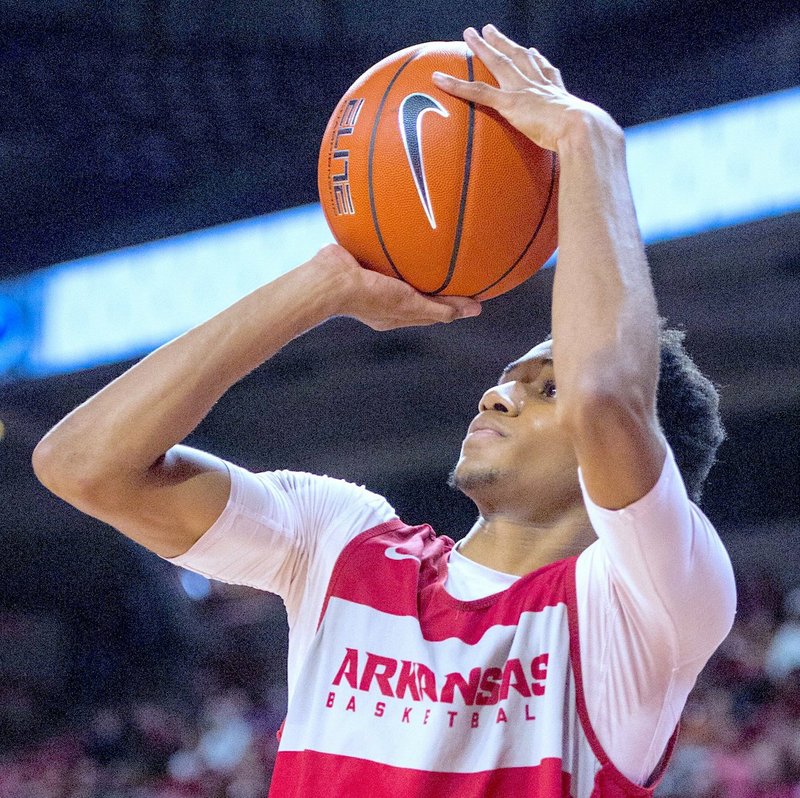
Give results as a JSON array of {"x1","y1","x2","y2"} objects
[{"x1": 325, "y1": 646, "x2": 549, "y2": 729}]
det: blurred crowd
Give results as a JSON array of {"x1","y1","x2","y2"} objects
[
  {"x1": 0, "y1": 581, "x2": 289, "y2": 798},
  {"x1": 1, "y1": 568, "x2": 799, "y2": 798},
  {"x1": 0, "y1": 688, "x2": 280, "y2": 798}
]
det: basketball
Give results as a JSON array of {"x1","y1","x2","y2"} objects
[{"x1": 317, "y1": 40, "x2": 559, "y2": 301}]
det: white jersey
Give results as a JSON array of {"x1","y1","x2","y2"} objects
[{"x1": 164, "y1": 445, "x2": 735, "y2": 786}]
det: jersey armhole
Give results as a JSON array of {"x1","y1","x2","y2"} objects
[{"x1": 564, "y1": 560, "x2": 679, "y2": 794}]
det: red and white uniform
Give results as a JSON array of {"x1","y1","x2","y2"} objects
[{"x1": 164, "y1": 446, "x2": 736, "y2": 796}]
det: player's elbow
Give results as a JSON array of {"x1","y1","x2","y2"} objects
[
  {"x1": 32, "y1": 435, "x2": 108, "y2": 505},
  {"x1": 32, "y1": 436, "x2": 69, "y2": 494},
  {"x1": 710, "y1": 549, "x2": 738, "y2": 646}
]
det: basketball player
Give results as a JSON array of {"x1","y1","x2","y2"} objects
[{"x1": 33, "y1": 25, "x2": 735, "y2": 798}]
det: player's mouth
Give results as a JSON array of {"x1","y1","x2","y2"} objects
[{"x1": 465, "y1": 417, "x2": 508, "y2": 440}]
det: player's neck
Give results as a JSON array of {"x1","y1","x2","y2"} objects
[{"x1": 456, "y1": 505, "x2": 594, "y2": 576}]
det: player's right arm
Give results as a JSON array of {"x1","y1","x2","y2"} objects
[{"x1": 32, "y1": 245, "x2": 480, "y2": 559}]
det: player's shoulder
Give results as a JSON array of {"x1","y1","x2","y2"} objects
[
  {"x1": 245, "y1": 466, "x2": 396, "y2": 518},
  {"x1": 256, "y1": 468, "x2": 387, "y2": 500}
]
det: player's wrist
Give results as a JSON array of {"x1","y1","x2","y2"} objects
[
  {"x1": 555, "y1": 104, "x2": 624, "y2": 158},
  {"x1": 293, "y1": 245, "x2": 363, "y2": 321}
]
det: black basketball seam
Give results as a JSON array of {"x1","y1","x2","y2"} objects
[
  {"x1": 429, "y1": 53, "x2": 475, "y2": 296},
  {"x1": 471, "y1": 151, "x2": 558, "y2": 299},
  {"x1": 368, "y1": 51, "x2": 420, "y2": 281}
]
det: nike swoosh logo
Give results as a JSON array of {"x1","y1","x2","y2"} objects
[
  {"x1": 399, "y1": 93, "x2": 450, "y2": 230},
  {"x1": 384, "y1": 545, "x2": 421, "y2": 563}
]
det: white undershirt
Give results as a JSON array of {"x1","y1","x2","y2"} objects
[
  {"x1": 164, "y1": 445, "x2": 736, "y2": 785},
  {"x1": 446, "y1": 544, "x2": 519, "y2": 598}
]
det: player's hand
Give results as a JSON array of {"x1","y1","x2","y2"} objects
[
  {"x1": 432, "y1": 25, "x2": 618, "y2": 152},
  {"x1": 308, "y1": 244, "x2": 482, "y2": 331}
]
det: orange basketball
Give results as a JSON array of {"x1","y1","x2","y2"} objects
[{"x1": 317, "y1": 41, "x2": 558, "y2": 301}]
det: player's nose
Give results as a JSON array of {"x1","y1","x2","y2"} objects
[{"x1": 478, "y1": 382, "x2": 522, "y2": 415}]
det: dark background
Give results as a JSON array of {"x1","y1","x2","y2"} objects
[{"x1": 0, "y1": 0, "x2": 798, "y2": 774}]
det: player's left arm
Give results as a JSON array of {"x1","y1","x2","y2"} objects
[
  {"x1": 435, "y1": 26, "x2": 663, "y2": 509},
  {"x1": 439, "y1": 28, "x2": 735, "y2": 664}
]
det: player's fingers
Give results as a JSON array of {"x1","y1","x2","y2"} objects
[
  {"x1": 428, "y1": 296, "x2": 483, "y2": 319},
  {"x1": 372, "y1": 277, "x2": 480, "y2": 326},
  {"x1": 402, "y1": 292, "x2": 481, "y2": 324},
  {"x1": 462, "y1": 26, "x2": 527, "y2": 90},
  {"x1": 432, "y1": 72, "x2": 509, "y2": 113},
  {"x1": 527, "y1": 46, "x2": 566, "y2": 90},
  {"x1": 372, "y1": 295, "x2": 481, "y2": 330},
  {"x1": 482, "y1": 24, "x2": 545, "y2": 83}
]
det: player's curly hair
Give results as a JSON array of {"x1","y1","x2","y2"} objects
[
  {"x1": 541, "y1": 323, "x2": 724, "y2": 504},
  {"x1": 654, "y1": 323, "x2": 725, "y2": 504}
]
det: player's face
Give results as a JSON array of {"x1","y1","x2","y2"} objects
[{"x1": 450, "y1": 340, "x2": 582, "y2": 517}]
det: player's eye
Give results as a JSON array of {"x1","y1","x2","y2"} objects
[{"x1": 540, "y1": 379, "x2": 557, "y2": 399}]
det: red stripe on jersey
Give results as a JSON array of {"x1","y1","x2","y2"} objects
[
  {"x1": 269, "y1": 750, "x2": 571, "y2": 798},
  {"x1": 319, "y1": 520, "x2": 574, "y2": 644}
]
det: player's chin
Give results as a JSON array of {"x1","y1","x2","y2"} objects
[
  {"x1": 447, "y1": 456, "x2": 502, "y2": 495},
  {"x1": 447, "y1": 455, "x2": 472, "y2": 492}
]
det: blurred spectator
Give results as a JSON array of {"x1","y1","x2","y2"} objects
[{"x1": 766, "y1": 588, "x2": 800, "y2": 682}]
